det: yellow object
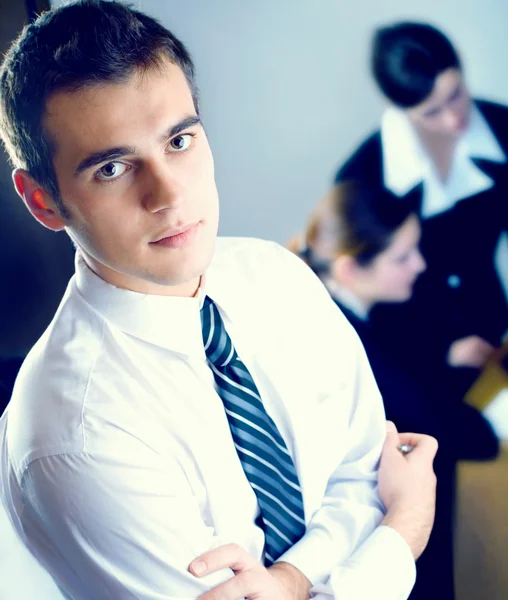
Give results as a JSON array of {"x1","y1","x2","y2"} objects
[{"x1": 464, "y1": 345, "x2": 508, "y2": 411}]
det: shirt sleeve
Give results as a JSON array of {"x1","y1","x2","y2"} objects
[
  {"x1": 310, "y1": 526, "x2": 416, "y2": 600},
  {"x1": 21, "y1": 439, "x2": 235, "y2": 599},
  {"x1": 267, "y1": 243, "x2": 416, "y2": 600}
]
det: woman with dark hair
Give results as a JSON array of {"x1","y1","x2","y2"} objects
[
  {"x1": 303, "y1": 182, "x2": 498, "y2": 459},
  {"x1": 301, "y1": 182, "x2": 499, "y2": 600},
  {"x1": 336, "y1": 21, "x2": 508, "y2": 398}
]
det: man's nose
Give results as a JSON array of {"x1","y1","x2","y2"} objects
[{"x1": 142, "y1": 163, "x2": 185, "y2": 213}]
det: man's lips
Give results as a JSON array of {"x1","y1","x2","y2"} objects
[{"x1": 150, "y1": 222, "x2": 201, "y2": 247}]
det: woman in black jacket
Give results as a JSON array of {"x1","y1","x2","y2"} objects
[
  {"x1": 335, "y1": 22, "x2": 508, "y2": 390},
  {"x1": 299, "y1": 182, "x2": 499, "y2": 600}
]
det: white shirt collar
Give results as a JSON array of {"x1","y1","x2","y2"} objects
[
  {"x1": 381, "y1": 102, "x2": 506, "y2": 217},
  {"x1": 381, "y1": 106, "x2": 424, "y2": 197},
  {"x1": 74, "y1": 248, "x2": 233, "y2": 357},
  {"x1": 324, "y1": 278, "x2": 370, "y2": 321}
]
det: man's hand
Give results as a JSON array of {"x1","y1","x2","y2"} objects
[
  {"x1": 379, "y1": 421, "x2": 438, "y2": 560},
  {"x1": 448, "y1": 335, "x2": 495, "y2": 368},
  {"x1": 189, "y1": 543, "x2": 311, "y2": 600}
]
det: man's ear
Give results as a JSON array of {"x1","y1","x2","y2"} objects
[{"x1": 12, "y1": 168, "x2": 66, "y2": 231}]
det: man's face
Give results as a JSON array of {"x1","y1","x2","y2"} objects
[{"x1": 43, "y1": 60, "x2": 219, "y2": 296}]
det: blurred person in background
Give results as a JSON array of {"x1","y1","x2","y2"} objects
[
  {"x1": 335, "y1": 21, "x2": 508, "y2": 400},
  {"x1": 297, "y1": 181, "x2": 500, "y2": 599},
  {"x1": 299, "y1": 182, "x2": 498, "y2": 459}
]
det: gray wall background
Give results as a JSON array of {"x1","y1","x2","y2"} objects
[{"x1": 3, "y1": 0, "x2": 508, "y2": 356}]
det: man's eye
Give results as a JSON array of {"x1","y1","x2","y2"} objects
[
  {"x1": 96, "y1": 162, "x2": 128, "y2": 180},
  {"x1": 168, "y1": 134, "x2": 192, "y2": 152}
]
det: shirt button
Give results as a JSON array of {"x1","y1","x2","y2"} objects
[{"x1": 447, "y1": 275, "x2": 461, "y2": 288}]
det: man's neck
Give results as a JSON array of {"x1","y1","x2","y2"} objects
[{"x1": 80, "y1": 250, "x2": 201, "y2": 298}]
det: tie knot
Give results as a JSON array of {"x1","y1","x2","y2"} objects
[{"x1": 201, "y1": 296, "x2": 237, "y2": 367}]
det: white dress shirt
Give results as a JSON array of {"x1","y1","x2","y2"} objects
[{"x1": 0, "y1": 237, "x2": 415, "y2": 600}]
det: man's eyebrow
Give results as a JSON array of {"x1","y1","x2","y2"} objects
[
  {"x1": 74, "y1": 116, "x2": 202, "y2": 176},
  {"x1": 159, "y1": 115, "x2": 201, "y2": 143}
]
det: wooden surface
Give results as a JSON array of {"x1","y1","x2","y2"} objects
[
  {"x1": 455, "y1": 441, "x2": 508, "y2": 600},
  {"x1": 465, "y1": 344, "x2": 508, "y2": 411},
  {"x1": 454, "y1": 343, "x2": 508, "y2": 599}
]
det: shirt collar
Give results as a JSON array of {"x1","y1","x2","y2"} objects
[
  {"x1": 380, "y1": 102, "x2": 506, "y2": 208},
  {"x1": 324, "y1": 278, "x2": 370, "y2": 321},
  {"x1": 74, "y1": 245, "x2": 235, "y2": 357},
  {"x1": 381, "y1": 105, "x2": 425, "y2": 197}
]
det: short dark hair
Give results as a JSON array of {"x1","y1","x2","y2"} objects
[
  {"x1": 304, "y1": 182, "x2": 417, "y2": 274},
  {"x1": 0, "y1": 0, "x2": 198, "y2": 215},
  {"x1": 371, "y1": 22, "x2": 461, "y2": 108}
]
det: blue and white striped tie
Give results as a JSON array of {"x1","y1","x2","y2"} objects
[{"x1": 200, "y1": 295, "x2": 306, "y2": 565}]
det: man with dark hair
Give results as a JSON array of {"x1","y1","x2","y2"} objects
[{"x1": 0, "y1": 3, "x2": 437, "y2": 598}]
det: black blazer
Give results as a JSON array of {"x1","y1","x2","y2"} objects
[
  {"x1": 336, "y1": 302, "x2": 440, "y2": 434},
  {"x1": 335, "y1": 100, "x2": 508, "y2": 382},
  {"x1": 334, "y1": 299, "x2": 498, "y2": 461},
  {"x1": 336, "y1": 100, "x2": 508, "y2": 193}
]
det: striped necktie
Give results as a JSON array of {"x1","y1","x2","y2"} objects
[{"x1": 200, "y1": 295, "x2": 306, "y2": 565}]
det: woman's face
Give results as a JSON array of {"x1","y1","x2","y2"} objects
[
  {"x1": 355, "y1": 215, "x2": 426, "y2": 304},
  {"x1": 406, "y1": 68, "x2": 471, "y2": 137}
]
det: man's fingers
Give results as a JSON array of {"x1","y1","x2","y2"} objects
[
  {"x1": 382, "y1": 428, "x2": 438, "y2": 463},
  {"x1": 382, "y1": 421, "x2": 402, "y2": 458},
  {"x1": 386, "y1": 420, "x2": 398, "y2": 434},
  {"x1": 197, "y1": 570, "x2": 259, "y2": 600},
  {"x1": 192, "y1": 545, "x2": 267, "y2": 600},
  {"x1": 189, "y1": 543, "x2": 257, "y2": 578}
]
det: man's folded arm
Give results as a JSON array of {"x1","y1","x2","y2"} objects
[
  {"x1": 21, "y1": 440, "x2": 234, "y2": 599},
  {"x1": 272, "y1": 247, "x2": 415, "y2": 598}
]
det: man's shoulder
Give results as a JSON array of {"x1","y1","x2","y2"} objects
[
  {"x1": 213, "y1": 236, "x2": 294, "y2": 273},
  {"x1": 18, "y1": 280, "x2": 106, "y2": 392},
  {"x1": 5, "y1": 285, "x2": 106, "y2": 473},
  {"x1": 210, "y1": 236, "x2": 352, "y2": 327},
  {"x1": 212, "y1": 236, "x2": 316, "y2": 286},
  {"x1": 214, "y1": 235, "x2": 283, "y2": 256}
]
